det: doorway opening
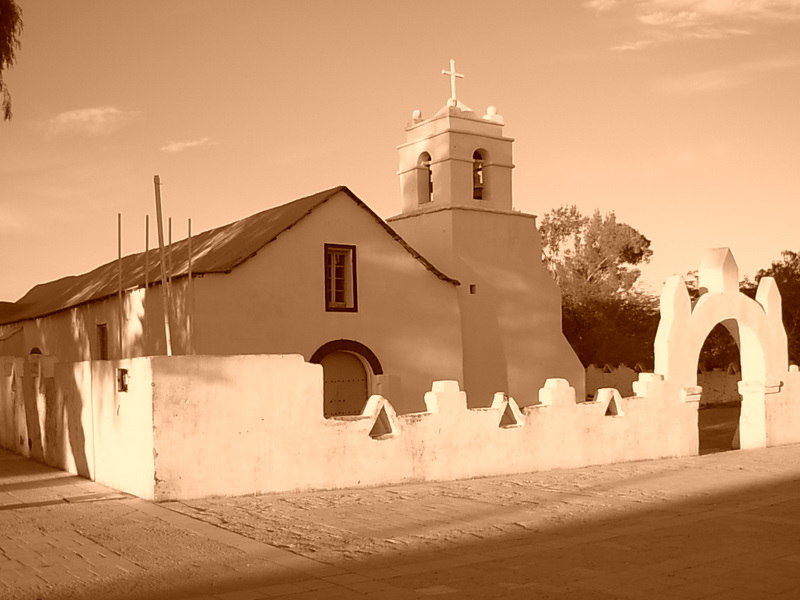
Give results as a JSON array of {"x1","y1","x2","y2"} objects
[
  {"x1": 697, "y1": 322, "x2": 741, "y2": 455},
  {"x1": 310, "y1": 339, "x2": 383, "y2": 419},
  {"x1": 319, "y1": 351, "x2": 369, "y2": 417}
]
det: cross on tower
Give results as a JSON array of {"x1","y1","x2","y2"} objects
[{"x1": 441, "y1": 59, "x2": 464, "y2": 104}]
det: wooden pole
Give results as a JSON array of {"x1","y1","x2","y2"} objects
[
  {"x1": 154, "y1": 175, "x2": 173, "y2": 356},
  {"x1": 187, "y1": 218, "x2": 193, "y2": 355},
  {"x1": 118, "y1": 213, "x2": 123, "y2": 358},
  {"x1": 168, "y1": 217, "x2": 173, "y2": 286},
  {"x1": 144, "y1": 214, "x2": 149, "y2": 291},
  {"x1": 144, "y1": 214, "x2": 149, "y2": 349}
]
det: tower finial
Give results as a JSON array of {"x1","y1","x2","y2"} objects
[{"x1": 441, "y1": 59, "x2": 464, "y2": 106}]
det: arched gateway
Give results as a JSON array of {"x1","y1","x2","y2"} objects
[{"x1": 654, "y1": 248, "x2": 788, "y2": 450}]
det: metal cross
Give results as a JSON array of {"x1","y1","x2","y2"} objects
[{"x1": 441, "y1": 59, "x2": 464, "y2": 103}]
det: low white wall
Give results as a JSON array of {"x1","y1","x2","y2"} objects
[
  {"x1": 0, "y1": 355, "x2": 155, "y2": 500},
  {"x1": 82, "y1": 359, "x2": 155, "y2": 499},
  {"x1": 765, "y1": 366, "x2": 800, "y2": 447},
  {"x1": 149, "y1": 355, "x2": 701, "y2": 500},
  {"x1": 4, "y1": 354, "x2": 800, "y2": 501},
  {"x1": 150, "y1": 354, "x2": 322, "y2": 500}
]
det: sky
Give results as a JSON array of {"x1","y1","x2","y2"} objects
[{"x1": 1, "y1": 0, "x2": 799, "y2": 302}]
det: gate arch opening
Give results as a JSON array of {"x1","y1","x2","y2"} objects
[{"x1": 696, "y1": 323, "x2": 742, "y2": 455}]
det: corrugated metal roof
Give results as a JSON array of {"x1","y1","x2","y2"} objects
[{"x1": 0, "y1": 186, "x2": 459, "y2": 325}]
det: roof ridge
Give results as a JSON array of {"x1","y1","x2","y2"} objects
[{"x1": 0, "y1": 185, "x2": 458, "y2": 325}]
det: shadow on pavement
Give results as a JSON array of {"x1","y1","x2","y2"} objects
[
  {"x1": 0, "y1": 474, "x2": 87, "y2": 493},
  {"x1": 698, "y1": 403, "x2": 741, "y2": 455},
  {"x1": 60, "y1": 456, "x2": 800, "y2": 600}
]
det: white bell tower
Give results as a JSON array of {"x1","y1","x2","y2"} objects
[
  {"x1": 396, "y1": 60, "x2": 514, "y2": 214},
  {"x1": 389, "y1": 61, "x2": 585, "y2": 408}
]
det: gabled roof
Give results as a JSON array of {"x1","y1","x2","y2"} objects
[{"x1": 0, "y1": 186, "x2": 459, "y2": 325}]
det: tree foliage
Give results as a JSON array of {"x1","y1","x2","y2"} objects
[
  {"x1": 742, "y1": 250, "x2": 800, "y2": 365},
  {"x1": 673, "y1": 252, "x2": 800, "y2": 371},
  {"x1": 541, "y1": 203, "x2": 800, "y2": 373},
  {"x1": 560, "y1": 290, "x2": 659, "y2": 368},
  {"x1": 540, "y1": 206, "x2": 653, "y2": 301},
  {"x1": 539, "y1": 205, "x2": 657, "y2": 367},
  {"x1": 0, "y1": 0, "x2": 23, "y2": 121}
]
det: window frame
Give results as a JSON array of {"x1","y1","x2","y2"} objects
[{"x1": 324, "y1": 244, "x2": 358, "y2": 312}]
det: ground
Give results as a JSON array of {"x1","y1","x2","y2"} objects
[
  {"x1": 698, "y1": 403, "x2": 740, "y2": 455},
  {"x1": 2, "y1": 405, "x2": 799, "y2": 599}
]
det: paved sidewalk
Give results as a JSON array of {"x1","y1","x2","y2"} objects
[{"x1": 1, "y1": 440, "x2": 800, "y2": 599}]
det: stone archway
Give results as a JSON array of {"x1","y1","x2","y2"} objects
[{"x1": 654, "y1": 248, "x2": 788, "y2": 450}]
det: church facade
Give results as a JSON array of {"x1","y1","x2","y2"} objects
[
  {"x1": 0, "y1": 87, "x2": 584, "y2": 415},
  {"x1": 5, "y1": 68, "x2": 800, "y2": 501}
]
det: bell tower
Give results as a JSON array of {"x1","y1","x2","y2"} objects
[
  {"x1": 397, "y1": 60, "x2": 514, "y2": 213},
  {"x1": 388, "y1": 61, "x2": 585, "y2": 409}
]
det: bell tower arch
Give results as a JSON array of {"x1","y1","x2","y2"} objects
[{"x1": 396, "y1": 62, "x2": 514, "y2": 213}]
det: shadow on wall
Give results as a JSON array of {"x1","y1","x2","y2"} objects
[
  {"x1": 0, "y1": 355, "x2": 92, "y2": 480},
  {"x1": 0, "y1": 276, "x2": 188, "y2": 363},
  {"x1": 0, "y1": 278, "x2": 102, "y2": 477},
  {"x1": 62, "y1": 363, "x2": 91, "y2": 478},
  {"x1": 317, "y1": 247, "x2": 463, "y2": 416}
]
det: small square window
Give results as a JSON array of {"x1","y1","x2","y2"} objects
[
  {"x1": 324, "y1": 244, "x2": 357, "y2": 312},
  {"x1": 116, "y1": 368, "x2": 129, "y2": 392}
]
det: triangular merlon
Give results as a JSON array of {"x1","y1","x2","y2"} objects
[
  {"x1": 491, "y1": 392, "x2": 524, "y2": 428},
  {"x1": 595, "y1": 388, "x2": 625, "y2": 417},
  {"x1": 362, "y1": 395, "x2": 399, "y2": 440}
]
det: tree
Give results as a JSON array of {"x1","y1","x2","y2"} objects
[
  {"x1": 0, "y1": 0, "x2": 23, "y2": 121},
  {"x1": 560, "y1": 289, "x2": 659, "y2": 368},
  {"x1": 741, "y1": 250, "x2": 800, "y2": 365},
  {"x1": 539, "y1": 206, "x2": 657, "y2": 367},
  {"x1": 540, "y1": 207, "x2": 653, "y2": 300}
]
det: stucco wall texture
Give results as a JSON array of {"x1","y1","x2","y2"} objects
[
  {"x1": 0, "y1": 192, "x2": 465, "y2": 416},
  {"x1": 3, "y1": 351, "x2": 800, "y2": 501}
]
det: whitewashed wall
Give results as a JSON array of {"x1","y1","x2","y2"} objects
[
  {"x1": 0, "y1": 355, "x2": 155, "y2": 499},
  {"x1": 3, "y1": 352, "x2": 799, "y2": 501}
]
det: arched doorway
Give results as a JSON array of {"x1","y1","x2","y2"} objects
[
  {"x1": 310, "y1": 340, "x2": 383, "y2": 418},
  {"x1": 319, "y1": 351, "x2": 368, "y2": 417}
]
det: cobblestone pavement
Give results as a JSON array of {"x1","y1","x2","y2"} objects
[{"x1": 2, "y1": 429, "x2": 800, "y2": 599}]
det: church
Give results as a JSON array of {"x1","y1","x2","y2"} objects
[
  {"x1": 4, "y1": 65, "x2": 800, "y2": 501},
  {"x1": 0, "y1": 65, "x2": 584, "y2": 416}
]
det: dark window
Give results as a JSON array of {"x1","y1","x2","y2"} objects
[
  {"x1": 419, "y1": 152, "x2": 433, "y2": 204},
  {"x1": 97, "y1": 323, "x2": 109, "y2": 360},
  {"x1": 324, "y1": 244, "x2": 357, "y2": 312},
  {"x1": 473, "y1": 150, "x2": 485, "y2": 200}
]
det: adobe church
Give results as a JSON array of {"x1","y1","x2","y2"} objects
[{"x1": 0, "y1": 64, "x2": 584, "y2": 414}]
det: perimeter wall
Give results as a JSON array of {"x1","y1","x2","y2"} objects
[
  {"x1": 3, "y1": 352, "x2": 800, "y2": 501},
  {"x1": 3, "y1": 247, "x2": 800, "y2": 500}
]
